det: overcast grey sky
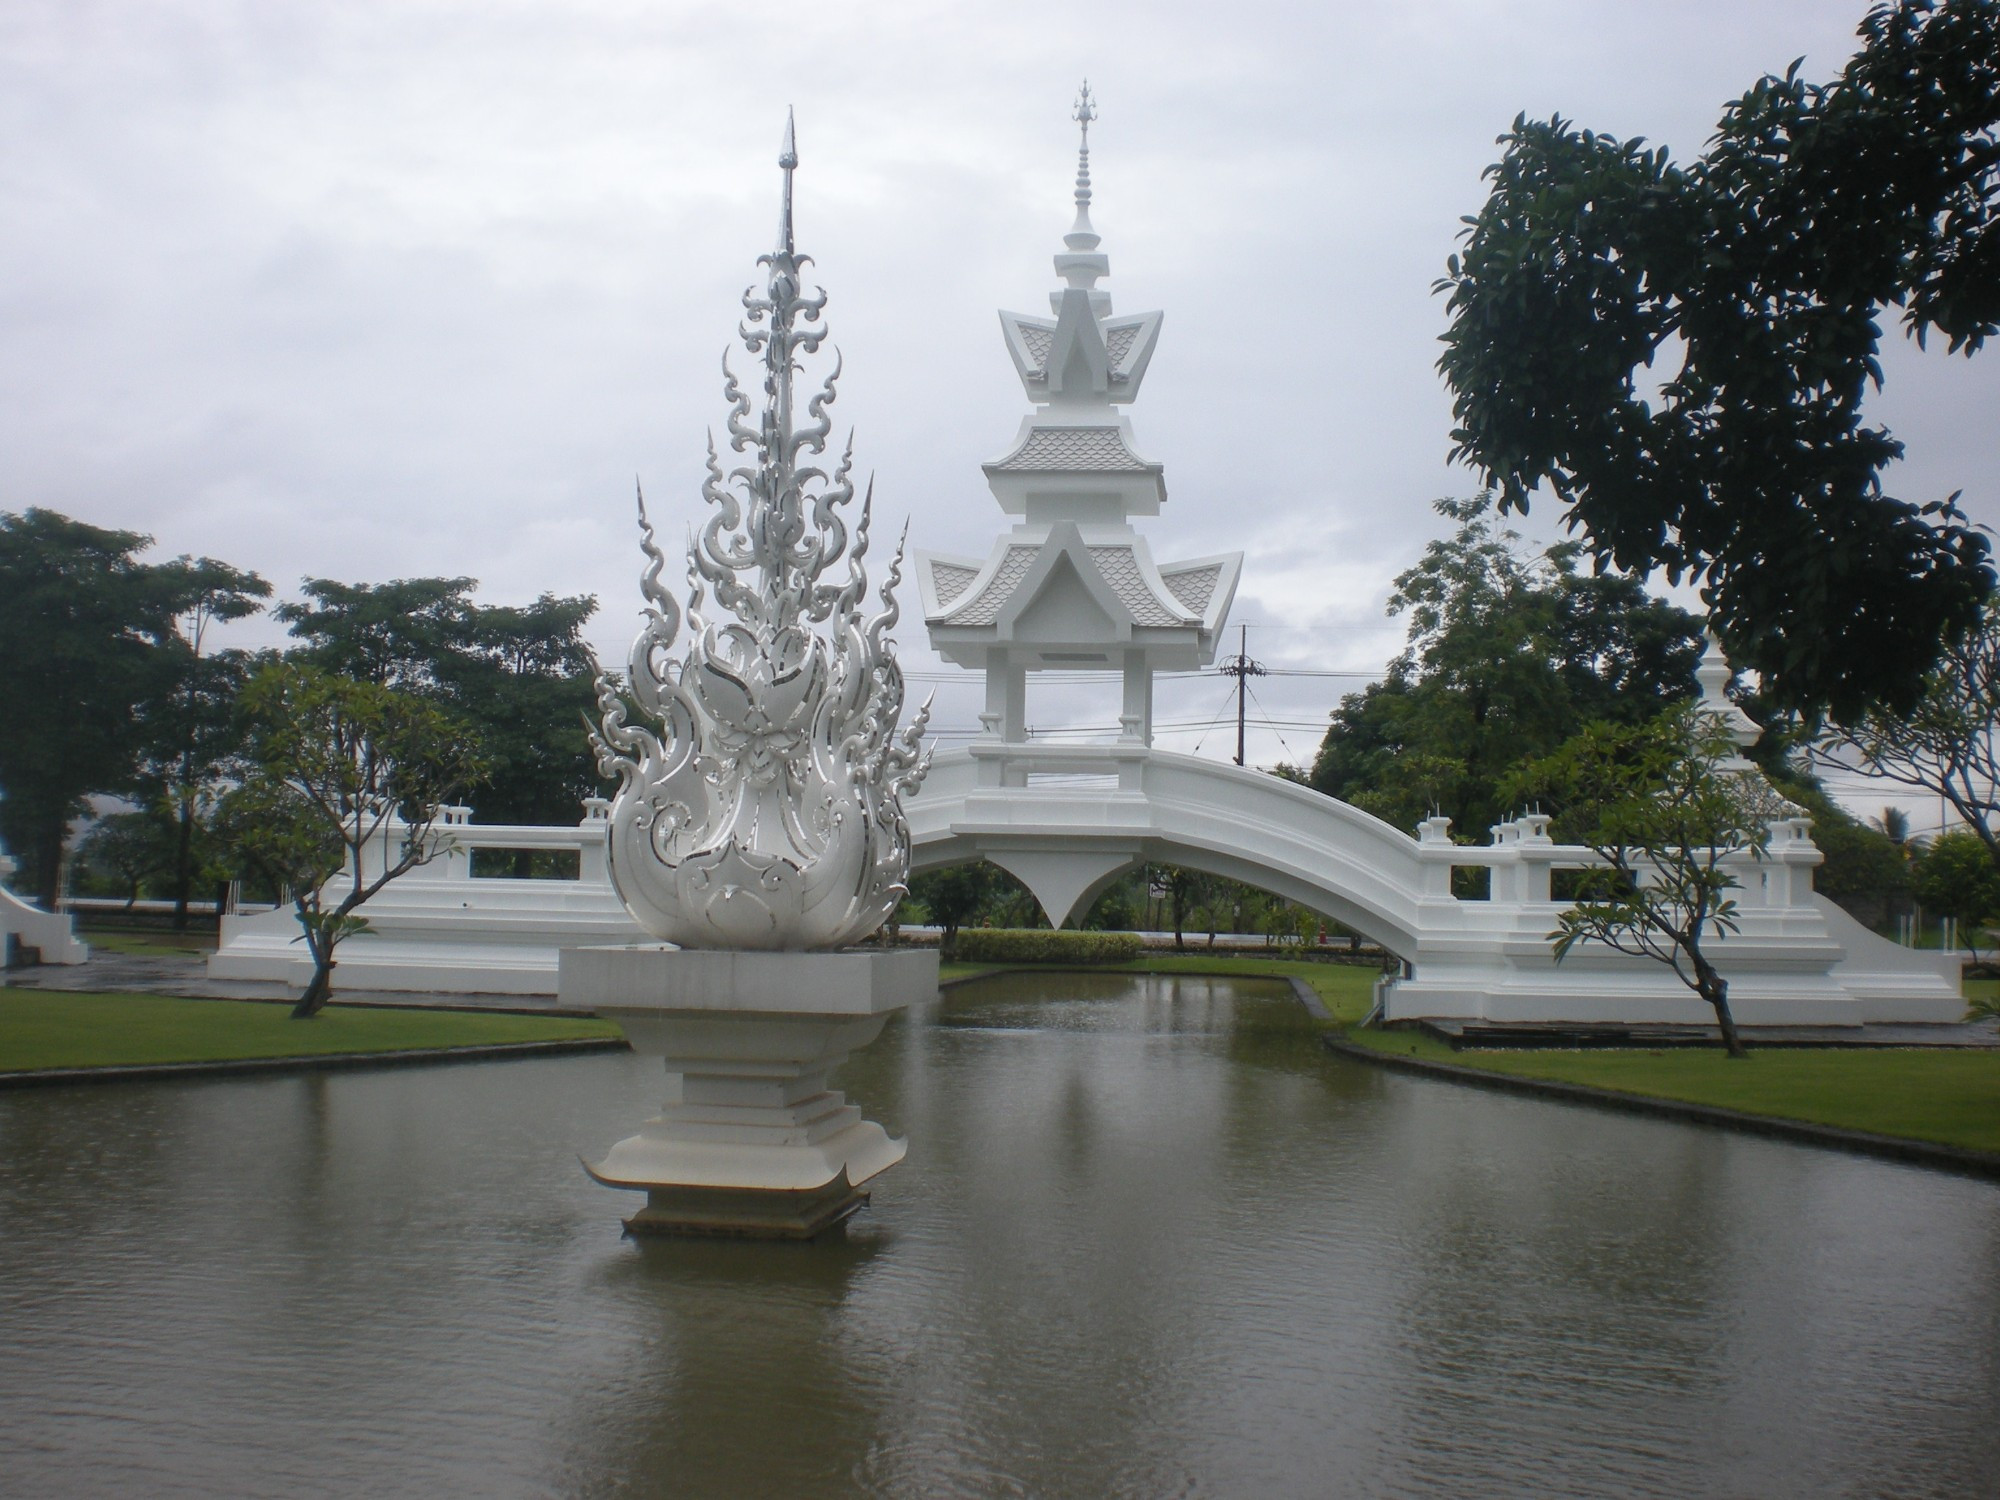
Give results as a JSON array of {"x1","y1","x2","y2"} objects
[{"x1": 5, "y1": 1, "x2": 1996, "y2": 810}]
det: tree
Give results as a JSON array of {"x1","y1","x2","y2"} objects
[
  {"x1": 1821, "y1": 601, "x2": 2000, "y2": 862},
  {"x1": 1436, "y1": 0, "x2": 2000, "y2": 723},
  {"x1": 906, "y1": 862, "x2": 1002, "y2": 962},
  {"x1": 220, "y1": 664, "x2": 488, "y2": 1017},
  {"x1": 1312, "y1": 497, "x2": 1703, "y2": 834},
  {"x1": 0, "y1": 510, "x2": 196, "y2": 903},
  {"x1": 1913, "y1": 829, "x2": 2000, "y2": 964},
  {"x1": 1511, "y1": 703, "x2": 1796, "y2": 1056},
  {"x1": 1148, "y1": 864, "x2": 1221, "y2": 952},
  {"x1": 277, "y1": 577, "x2": 601, "y2": 827},
  {"x1": 137, "y1": 557, "x2": 272, "y2": 927},
  {"x1": 75, "y1": 810, "x2": 179, "y2": 908}
]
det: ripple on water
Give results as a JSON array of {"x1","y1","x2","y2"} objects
[{"x1": 2, "y1": 972, "x2": 1997, "y2": 1498}]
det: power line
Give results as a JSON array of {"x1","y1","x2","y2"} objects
[{"x1": 1217, "y1": 623, "x2": 1267, "y2": 767}]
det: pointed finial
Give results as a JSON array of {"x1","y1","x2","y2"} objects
[
  {"x1": 1067, "y1": 81, "x2": 1099, "y2": 250},
  {"x1": 1696, "y1": 630, "x2": 1762, "y2": 766},
  {"x1": 777, "y1": 108, "x2": 798, "y2": 255}
]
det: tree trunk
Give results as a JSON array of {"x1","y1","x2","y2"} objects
[
  {"x1": 292, "y1": 960, "x2": 334, "y2": 1020},
  {"x1": 30, "y1": 833, "x2": 63, "y2": 910},
  {"x1": 172, "y1": 798, "x2": 195, "y2": 932},
  {"x1": 290, "y1": 897, "x2": 344, "y2": 1019},
  {"x1": 1693, "y1": 958, "x2": 1747, "y2": 1058}
]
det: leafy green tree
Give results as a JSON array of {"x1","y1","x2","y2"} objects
[
  {"x1": 220, "y1": 664, "x2": 488, "y2": 1018},
  {"x1": 1148, "y1": 864, "x2": 1221, "y2": 952},
  {"x1": 276, "y1": 577, "x2": 600, "y2": 828},
  {"x1": 1312, "y1": 497, "x2": 1703, "y2": 835},
  {"x1": 0, "y1": 509, "x2": 223, "y2": 904},
  {"x1": 136, "y1": 557, "x2": 272, "y2": 927},
  {"x1": 1511, "y1": 703, "x2": 1796, "y2": 1057},
  {"x1": 1436, "y1": 0, "x2": 2000, "y2": 722},
  {"x1": 1822, "y1": 601, "x2": 2000, "y2": 865},
  {"x1": 1913, "y1": 830, "x2": 2000, "y2": 964},
  {"x1": 1080, "y1": 870, "x2": 1147, "y2": 932},
  {"x1": 75, "y1": 809, "x2": 180, "y2": 908},
  {"x1": 906, "y1": 862, "x2": 1005, "y2": 961}
]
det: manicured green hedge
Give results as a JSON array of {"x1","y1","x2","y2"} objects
[{"x1": 952, "y1": 929, "x2": 1143, "y2": 965}]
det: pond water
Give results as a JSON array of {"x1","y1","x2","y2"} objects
[{"x1": 2, "y1": 971, "x2": 1997, "y2": 1498}]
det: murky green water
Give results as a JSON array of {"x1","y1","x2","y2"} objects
[{"x1": 2, "y1": 971, "x2": 1996, "y2": 1497}]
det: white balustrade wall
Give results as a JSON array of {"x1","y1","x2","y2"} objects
[{"x1": 205, "y1": 748, "x2": 1965, "y2": 1023}]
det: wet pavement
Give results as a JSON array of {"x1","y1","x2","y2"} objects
[
  {"x1": 10, "y1": 945, "x2": 1999, "y2": 1042},
  {"x1": 2, "y1": 948, "x2": 571, "y2": 1014}
]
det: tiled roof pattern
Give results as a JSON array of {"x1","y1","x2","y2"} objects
[
  {"x1": 990, "y1": 425, "x2": 1151, "y2": 473},
  {"x1": 1105, "y1": 324, "x2": 1140, "y2": 372},
  {"x1": 1018, "y1": 326, "x2": 1054, "y2": 371},
  {"x1": 946, "y1": 546, "x2": 1040, "y2": 625},
  {"x1": 929, "y1": 562, "x2": 980, "y2": 607},
  {"x1": 1088, "y1": 546, "x2": 1182, "y2": 626},
  {"x1": 1163, "y1": 564, "x2": 1223, "y2": 616}
]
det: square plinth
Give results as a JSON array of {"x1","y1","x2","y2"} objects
[{"x1": 557, "y1": 945, "x2": 939, "y2": 1018}]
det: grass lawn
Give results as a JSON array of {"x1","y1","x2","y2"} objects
[
  {"x1": 1341, "y1": 1027, "x2": 2000, "y2": 1156},
  {"x1": 0, "y1": 989, "x2": 622, "y2": 1074}
]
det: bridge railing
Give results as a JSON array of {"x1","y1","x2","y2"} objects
[
  {"x1": 1411, "y1": 810, "x2": 1823, "y2": 911},
  {"x1": 339, "y1": 801, "x2": 613, "y2": 889}
]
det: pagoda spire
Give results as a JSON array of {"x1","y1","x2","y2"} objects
[{"x1": 1068, "y1": 81, "x2": 1099, "y2": 250}]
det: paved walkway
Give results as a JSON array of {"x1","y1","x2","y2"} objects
[{"x1": 3, "y1": 950, "x2": 571, "y2": 1014}]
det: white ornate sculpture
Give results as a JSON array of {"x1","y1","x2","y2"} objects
[{"x1": 591, "y1": 115, "x2": 930, "y2": 952}]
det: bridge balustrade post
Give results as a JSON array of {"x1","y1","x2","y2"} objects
[
  {"x1": 1486, "y1": 819, "x2": 1524, "y2": 905},
  {"x1": 1517, "y1": 814, "x2": 1554, "y2": 904},
  {"x1": 1416, "y1": 816, "x2": 1456, "y2": 899},
  {"x1": 1757, "y1": 815, "x2": 1818, "y2": 909},
  {"x1": 578, "y1": 799, "x2": 613, "y2": 884}
]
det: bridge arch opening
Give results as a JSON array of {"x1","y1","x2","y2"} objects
[{"x1": 905, "y1": 841, "x2": 1414, "y2": 963}]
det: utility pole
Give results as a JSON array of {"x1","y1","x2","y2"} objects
[{"x1": 1218, "y1": 623, "x2": 1265, "y2": 767}]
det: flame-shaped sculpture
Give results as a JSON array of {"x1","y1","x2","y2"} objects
[{"x1": 591, "y1": 125, "x2": 931, "y2": 950}]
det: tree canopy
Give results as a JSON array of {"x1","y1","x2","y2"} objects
[
  {"x1": 0, "y1": 509, "x2": 268, "y2": 904},
  {"x1": 134, "y1": 556, "x2": 273, "y2": 925},
  {"x1": 221, "y1": 663, "x2": 488, "y2": 1016},
  {"x1": 1436, "y1": 0, "x2": 2000, "y2": 723},
  {"x1": 1509, "y1": 703, "x2": 1797, "y2": 1056},
  {"x1": 277, "y1": 577, "x2": 601, "y2": 826},
  {"x1": 1821, "y1": 598, "x2": 2000, "y2": 863},
  {"x1": 1310, "y1": 497, "x2": 1704, "y2": 836}
]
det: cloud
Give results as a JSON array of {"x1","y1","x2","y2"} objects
[{"x1": 3, "y1": 0, "x2": 1994, "y2": 778}]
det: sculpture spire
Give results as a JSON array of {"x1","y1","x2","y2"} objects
[
  {"x1": 777, "y1": 107, "x2": 798, "y2": 256},
  {"x1": 589, "y1": 118, "x2": 930, "y2": 952},
  {"x1": 1068, "y1": 81, "x2": 1098, "y2": 250}
]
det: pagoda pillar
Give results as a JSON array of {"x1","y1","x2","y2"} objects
[
  {"x1": 983, "y1": 651, "x2": 1027, "y2": 743},
  {"x1": 1120, "y1": 648, "x2": 1152, "y2": 745}
]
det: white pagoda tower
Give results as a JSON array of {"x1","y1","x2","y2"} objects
[{"x1": 915, "y1": 86, "x2": 1240, "y2": 745}]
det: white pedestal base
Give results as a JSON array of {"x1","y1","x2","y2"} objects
[{"x1": 558, "y1": 946, "x2": 938, "y2": 1238}]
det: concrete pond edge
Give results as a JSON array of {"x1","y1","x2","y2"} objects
[
  {"x1": 1323, "y1": 1034, "x2": 2000, "y2": 1184},
  {"x1": 0, "y1": 1036, "x2": 630, "y2": 1091}
]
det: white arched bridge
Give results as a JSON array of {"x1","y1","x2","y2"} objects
[{"x1": 207, "y1": 741, "x2": 1961, "y2": 1026}]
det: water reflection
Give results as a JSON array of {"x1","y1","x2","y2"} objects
[{"x1": 1, "y1": 971, "x2": 1996, "y2": 1497}]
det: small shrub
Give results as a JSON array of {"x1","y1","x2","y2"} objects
[{"x1": 952, "y1": 928, "x2": 1142, "y2": 965}]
